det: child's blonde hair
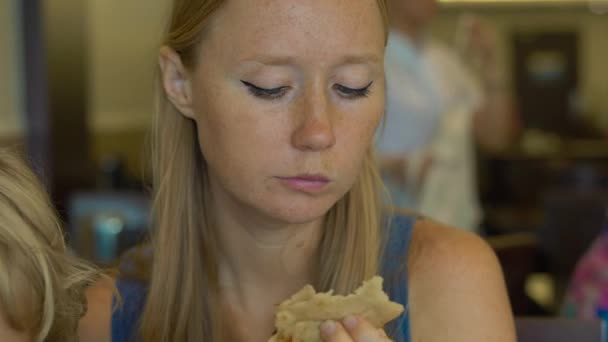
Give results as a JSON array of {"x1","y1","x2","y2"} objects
[{"x1": 0, "y1": 149, "x2": 101, "y2": 341}]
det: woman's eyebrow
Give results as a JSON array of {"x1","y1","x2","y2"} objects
[
  {"x1": 237, "y1": 53, "x2": 382, "y2": 68},
  {"x1": 238, "y1": 55, "x2": 298, "y2": 67},
  {"x1": 335, "y1": 53, "x2": 382, "y2": 66}
]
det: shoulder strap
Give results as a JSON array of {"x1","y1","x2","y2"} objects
[{"x1": 381, "y1": 213, "x2": 416, "y2": 342}]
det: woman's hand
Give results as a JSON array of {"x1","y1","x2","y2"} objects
[{"x1": 320, "y1": 316, "x2": 391, "y2": 342}]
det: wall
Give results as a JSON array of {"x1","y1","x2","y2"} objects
[
  {"x1": 86, "y1": 0, "x2": 170, "y2": 174},
  {"x1": 87, "y1": 0, "x2": 169, "y2": 133},
  {"x1": 432, "y1": 4, "x2": 608, "y2": 129},
  {"x1": 0, "y1": 0, "x2": 24, "y2": 140}
]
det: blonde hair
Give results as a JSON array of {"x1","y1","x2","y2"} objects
[
  {"x1": 0, "y1": 150, "x2": 101, "y2": 342},
  {"x1": 140, "y1": 1, "x2": 390, "y2": 340}
]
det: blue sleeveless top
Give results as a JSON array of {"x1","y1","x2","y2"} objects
[{"x1": 111, "y1": 213, "x2": 415, "y2": 342}]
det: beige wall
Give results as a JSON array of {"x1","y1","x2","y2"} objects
[
  {"x1": 432, "y1": 5, "x2": 608, "y2": 129},
  {"x1": 0, "y1": 0, "x2": 24, "y2": 138},
  {"x1": 87, "y1": 0, "x2": 169, "y2": 133}
]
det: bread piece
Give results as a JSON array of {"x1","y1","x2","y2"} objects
[{"x1": 268, "y1": 276, "x2": 404, "y2": 342}]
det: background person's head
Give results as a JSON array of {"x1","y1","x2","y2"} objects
[
  {"x1": 142, "y1": 0, "x2": 390, "y2": 340},
  {"x1": 0, "y1": 150, "x2": 100, "y2": 342},
  {"x1": 388, "y1": 0, "x2": 438, "y2": 38}
]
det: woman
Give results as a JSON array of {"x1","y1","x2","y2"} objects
[
  {"x1": 80, "y1": 0, "x2": 515, "y2": 341},
  {"x1": 0, "y1": 150, "x2": 102, "y2": 342}
]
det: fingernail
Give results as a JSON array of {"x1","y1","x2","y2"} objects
[
  {"x1": 320, "y1": 320, "x2": 337, "y2": 338},
  {"x1": 343, "y1": 315, "x2": 359, "y2": 331}
]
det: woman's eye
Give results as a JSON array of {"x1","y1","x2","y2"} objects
[
  {"x1": 334, "y1": 82, "x2": 373, "y2": 99},
  {"x1": 241, "y1": 81, "x2": 288, "y2": 100}
]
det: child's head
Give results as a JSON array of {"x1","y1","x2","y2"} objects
[{"x1": 0, "y1": 149, "x2": 100, "y2": 341}]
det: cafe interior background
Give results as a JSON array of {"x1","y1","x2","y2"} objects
[{"x1": 1, "y1": 0, "x2": 607, "y2": 334}]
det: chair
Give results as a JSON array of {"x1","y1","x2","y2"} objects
[
  {"x1": 67, "y1": 191, "x2": 150, "y2": 264},
  {"x1": 515, "y1": 317, "x2": 606, "y2": 342},
  {"x1": 488, "y1": 233, "x2": 547, "y2": 315},
  {"x1": 538, "y1": 190, "x2": 608, "y2": 307}
]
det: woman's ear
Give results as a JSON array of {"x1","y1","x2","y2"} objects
[{"x1": 159, "y1": 46, "x2": 195, "y2": 118}]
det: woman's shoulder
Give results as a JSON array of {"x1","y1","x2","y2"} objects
[
  {"x1": 386, "y1": 207, "x2": 496, "y2": 271},
  {"x1": 407, "y1": 213, "x2": 494, "y2": 272},
  {"x1": 402, "y1": 210, "x2": 516, "y2": 341}
]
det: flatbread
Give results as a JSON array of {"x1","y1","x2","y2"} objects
[{"x1": 268, "y1": 276, "x2": 403, "y2": 342}]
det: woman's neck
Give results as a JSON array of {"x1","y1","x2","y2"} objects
[
  {"x1": 208, "y1": 183, "x2": 324, "y2": 310},
  {"x1": 216, "y1": 211, "x2": 322, "y2": 294}
]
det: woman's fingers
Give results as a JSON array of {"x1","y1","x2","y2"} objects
[
  {"x1": 342, "y1": 316, "x2": 391, "y2": 342},
  {"x1": 320, "y1": 316, "x2": 391, "y2": 342},
  {"x1": 320, "y1": 320, "x2": 353, "y2": 342}
]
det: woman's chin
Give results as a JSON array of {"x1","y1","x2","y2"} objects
[{"x1": 265, "y1": 198, "x2": 339, "y2": 225}]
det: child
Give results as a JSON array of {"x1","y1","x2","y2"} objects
[
  {"x1": 562, "y1": 212, "x2": 608, "y2": 323},
  {"x1": 0, "y1": 150, "x2": 103, "y2": 341}
]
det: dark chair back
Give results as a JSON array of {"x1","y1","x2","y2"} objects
[{"x1": 538, "y1": 190, "x2": 608, "y2": 306}]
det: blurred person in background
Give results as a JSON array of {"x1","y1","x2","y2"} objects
[
  {"x1": 0, "y1": 150, "x2": 105, "y2": 341},
  {"x1": 377, "y1": 0, "x2": 518, "y2": 232},
  {"x1": 562, "y1": 210, "x2": 608, "y2": 324}
]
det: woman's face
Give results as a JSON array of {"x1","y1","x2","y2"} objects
[{"x1": 174, "y1": 0, "x2": 385, "y2": 224}]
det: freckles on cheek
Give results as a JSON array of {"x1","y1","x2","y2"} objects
[
  {"x1": 352, "y1": 113, "x2": 382, "y2": 145},
  {"x1": 337, "y1": 122, "x2": 376, "y2": 165},
  {"x1": 332, "y1": 109, "x2": 380, "y2": 168},
  {"x1": 197, "y1": 101, "x2": 270, "y2": 168}
]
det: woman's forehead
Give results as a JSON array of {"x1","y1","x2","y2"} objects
[{"x1": 201, "y1": 0, "x2": 385, "y2": 63}]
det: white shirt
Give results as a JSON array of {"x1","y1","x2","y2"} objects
[{"x1": 376, "y1": 31, "x2": 483, "y2": 231}]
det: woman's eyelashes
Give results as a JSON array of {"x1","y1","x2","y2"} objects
[
  {"x1": 241, "y1": 81, "x2": 289, "y2": 100},
  {"x1": 241, "y1": 80, "x2": 373, "y2": 101},
  {"x1": 334, "y1": 81, "x2": 373, "y2": 99}
]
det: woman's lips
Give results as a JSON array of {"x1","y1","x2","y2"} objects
[{"x1": 277, "y1": 175, "x2": 331, "y2": 193}]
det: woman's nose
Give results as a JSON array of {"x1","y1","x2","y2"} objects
[{"x1": 291, "y1": 91, "x2": 337, "y2": 152}]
